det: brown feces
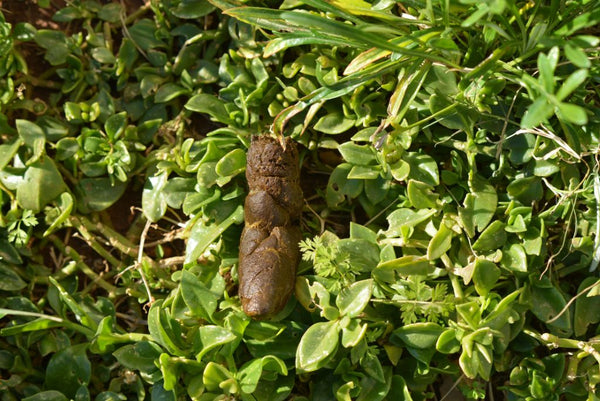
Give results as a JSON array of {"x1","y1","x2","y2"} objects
[{"x1": 238, "y1": 136, "x2": 303, "y2": 319}]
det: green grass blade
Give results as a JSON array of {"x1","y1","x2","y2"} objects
[{"x1": 226, "y1": 7, "x2": 458, "y2": 67}]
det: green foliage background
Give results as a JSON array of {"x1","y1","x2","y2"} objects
[{"x1": 1, "y1": 0, "x2": 600, "y2": 400}]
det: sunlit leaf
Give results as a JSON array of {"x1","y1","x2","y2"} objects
[{"x1": 296, "y1": 320, "x2": 340, "y2": 372}]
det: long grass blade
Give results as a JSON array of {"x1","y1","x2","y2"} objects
[{"x1": 226, "y1": 7, "x2": 459, "y2": 67}]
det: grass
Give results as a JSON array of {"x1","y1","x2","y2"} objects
[{"x1": 1, "y1": 0, "x2": 600, "y2": 400}]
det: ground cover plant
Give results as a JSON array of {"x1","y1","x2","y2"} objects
[{"x1": 1, "y1": 0, "x2": 600, "y2": 400}]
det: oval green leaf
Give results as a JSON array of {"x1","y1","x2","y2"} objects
[
  {"x1": 296, "y1": 320, "x2": 340, "y2": 373},
  {"x1": 336, "y1": 279, "x2": 372, "y2": 317},
  {"x1": 392, "y1": 322, "x2": 444, "y2": 349}
]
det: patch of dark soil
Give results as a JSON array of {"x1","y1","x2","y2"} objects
[
  {"x1": 1, "y1": 0, "x2": 146, "y2": 115},
  {"x1": 104, "y1": 180, "x2": 141, "y2": 235},
  {"x1": 188, "y1": 111, "x2": 223, "y2": 139},
  {"x1": 1, "y1": 0, "x2": 66, "y2": 30}
]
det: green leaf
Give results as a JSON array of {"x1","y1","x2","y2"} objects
[
  {"x1": 407, "y1": 180, "x2": 438, "y2": 209},
  {"x1": 403, "y1": 152, "x2": 439, "y2": 186},
  {"x1": 185, "y1": 94, "x2": 232, "y2": 124},
  {"x1": 195, "y1": 325, "x2": 237, "y2": 361},
  {"x1": 45, "y1": 345, "x2": 91, "y2": 399},
  {"x1": 104, "y1": 112, "x2": 127, "y2": 141},
  {"x1": 361, "y1": 350, "x2": 385, "y2": 383},
  {"x1": 530, "y1": 278, "x2": 571, "y2": 336},
  {"x1": 91, "y1": 47, "x2": 116, "y2": 64},
  {"x1": 215, "y1": 148, "x2": 246, "y2": 178},
  {"x1": 143, "y1": 172, "x2": 168, "y2": 222},
  {"x1": 43, "y1": 192, "x2": 74, "y2": 236},
  {"x1": 390, "y1": 159, "x2": 410, "y2": 182},
  {"x1": 48, "y1": 276, "x2": 97, "y2": 331},
  {"x1": 113, "y1": 341, "x2": 162, "y2": 374},
  {"x1": 203, "y1": 362, "x2": 236, "y2": 393},
  {"x1": 337, "y1": 239, "x2": 379, "y2": 272},
  {"x1": 173, "y1": 0, "x2": 216, "y2": 18},
  {"x1": 22, "y1": 391, "x2": 69, "y2": 401},
  {"x1": 34, "y1": 30, "x2": 70, "y2": 65},
  {"x1": 532, "y1": 159, "x2": 560, "y2": 177},
  {"x1": 0, "y1": 237, "x2": 23, "y2": 264},
  {"x1": 0, "y1": 262, "x2": 26, "y2": 291},
  {"x1": 163, "y1": 177, "x2": 196, "y2": 209},
  {"x1": 377, "y1": 255, "x2": 434, "y2": 276},
  {"x1": 506, "y1": 133, "x2": 535, "y2": 164},
  {"x1": 388, "y1": 375, "x2": 414, "y2": 401},
  {"x1": 52, "y1": 6, "x2": 85, "y2": 22},
  {"x1": 392, "y1": 322, "x2": 444, "y2": 349},
  {"x1": 155, "y1": 83, "x2": 190, "y2": 103},
  {"x1": 556, "y1": 102, "x2": 588, "y2": 125},
  {"x1": 180, "y1": 270, "x2": 218, "y2": 321},
  {"x1": 500, "y1": 243, "x2": 527, "y2": 273},
  {"x1": 349, "y1": 222, "x2": 377, "y2": 243},
  {"x1": 427, "y1": 222, "x2": 453, "y2": 260},
  {"x1": 184, "y1": 205, "x2": 244, "y2": 265},
  {"x1": 326, "y1": 163, "x2": 363, "y2": 206},
  {"x1": 459, "y1": 344, "x2": 492, "y2": 380},
  {"x1": 472, "y1": 259, "x2": 500, "y2": 296},
  {"x1": 237, "y1": 355, "x2": 287, "y2": 394},
  {"x1": 128, "y1": 19, "x2": 164, "y2": 51},
  {"x1": 16, "y1": 119, "x2": 45, "y2": 163},
  {"x1": 336, "y1": 279, "x2": 372, "y2": 317},
  {"x1": 472, "y1": 221, "x2": 506, "y2": 252},
  {"x1": 481, "y1": 289, "x2": 523, "y2": 330},
  {"x1": 386, "y1": 208, "x2": 436, "y2": 236},
  {"x1": 0, "y1": 317, "x2": 63, "y2": 336},
  {"x1": 348, "y1": 165, "x2": 380, "y2": 179},
  {"x1": 77, "y1": 178, "x2": 126, "y2": 212},
  {"x1": 555, "y1": 8, "x2": 600, "y2": 36},
  {"x1": 538, "y1": 47, "x2": 559, "y2": 93},
  {"x1": 435, "y1": 329, "x2": 460, "y2": 354},
  {"x1": 0, "y1": 139, "x2": 22, "y2": 171},
  {"x1": 564, "y1": 43, "x2": 590, "y2": 68},
  {"x1": 147, "y1": 301, "x2": 186, "y2": 356},
  {"x1": 95, "y1": 392, "x2": 128, "y2": 401},
  {"x1": 196, "y1": 161, "x2": 220, "y2": 188},
  {"x1": 521, "y1": 97, "x2": 553, "y2": 129},
  {"x1": 314, "y1": 112, "x2": 355, "y2": 134},
  {"x1": 556, "y1": 69, "x2": 588, "y2": 101},
  {"x1": 16, "y1": 158, "x2": 67, "y2": 213},
  {"x1": 458, "y1": 174, "x2": 497, "y2": 237},
  {"x1": 227, "y1": 7, "x2": 452, "y2": 65},
  {"x1": 338, "y1": 142, "x2": 376, "y2": 165},
  {"x1": 429, "y1": 94, "x2": 466, "y2": 130},
  {"x1": 356, "y1": 366, "x2": 392, "y2": 401},
  {"x1": 341, "y1": 318, "x2": 367, "y2": 348},
  {"x1": 98, "y1": 3, "x2": 124, "y2": 22},
  {"x1": 296, "y1": 320, "x2": 340, "y2": 373},
  {"x1": 151, "y1": 380, "x2": 176, "y2": 401},
  {"x1": 574, "y1": 277, "x2": 600, "y2": 337}
]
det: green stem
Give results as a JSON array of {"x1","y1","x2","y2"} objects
[
  {"x1": 117, "y1": 332, "x2": 154, "y2": 342},
  {"x1": 449, "y1": 273, "x2": 464, "y2": 300},
  {"x1": 72, "y1": 215, "x2": 140, "y2": 258},
  {"x1": 48, "y1": 235, "x2": 125, "y2": 298},
  {"x1": 73, "y1": 219, "x2": 124, "y2": 268},
  {"x1": 405, "y1": 103, "x2": 459, "y2": 131},
  {"x1": 124, "y1": 3, "x2": 152, "y2": 25},
  {"x1": 226, "y1": 355, "x2": 238, "y2": 374}
]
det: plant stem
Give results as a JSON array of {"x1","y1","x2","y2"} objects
[
  {"x1": 72, "y1": 215, "x2": 140, "y2": 258},
  {"x1": 48, "y1": 234, "x2": 125, "y2": 298},
  {"x1": 449, "y1": 273, "x2": 464, "y2": 300},
  {"x1": 72, "y1": 219, "x2": 124, "y2": 269}
]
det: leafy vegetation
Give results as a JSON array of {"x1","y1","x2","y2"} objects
[{"x1": 1, "y1": 0, "x2": 600, "y2": 400}]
